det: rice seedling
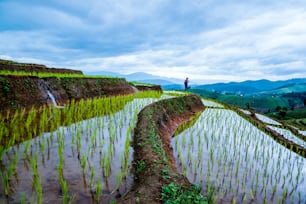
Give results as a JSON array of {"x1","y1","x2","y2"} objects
[
  {"x1": 0, "y1": 91, "x2": 169, "y2": 202},
  {"x1": 171, "y1": 106, "x2": 306, "y2": 203},
  {"x1": 81, "y1": 154, "x2": 87, "y2": 174},
  {"x1": 96, "y1": 180, "x2": 102, "y2": 202},
  {"x1": 0, "y1": 171, "x2": 10, "y2": 195}
]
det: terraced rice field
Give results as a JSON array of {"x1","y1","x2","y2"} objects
[{"x1": 171, "y1": 99, "x2": 306, "y2": 204}]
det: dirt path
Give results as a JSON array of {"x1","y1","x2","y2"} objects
[{"x1": 118, "y1": 94, "x2": 205, "y2": 204}]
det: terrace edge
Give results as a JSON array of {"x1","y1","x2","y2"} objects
[{"x1": 118, "y1": 94, "x2": 206, "y2": 204}]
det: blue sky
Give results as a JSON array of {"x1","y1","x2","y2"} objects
[{"x1": 1, "y1": 0, "x2": 306, "y2": 83}]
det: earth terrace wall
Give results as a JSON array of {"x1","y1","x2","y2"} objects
[
  {"x1": 119, "y1": 94, "x2": 205, "y2": 204},
  {"x1": 0, "y1": 76, "x2": 135, "y2": 114},
  {"x1": 135, "y1": 85, "x2": 162, "y2": 92},
  {"x1": 0, "y1": 60, "x2": 83, "y2": 74}
]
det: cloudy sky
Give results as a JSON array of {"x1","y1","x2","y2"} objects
[{"x1": 1, "y1": 0, "x2": 306, "y2": 83}]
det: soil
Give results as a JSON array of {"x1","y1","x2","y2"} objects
[
  {"x1": 118, "y1": 94, "x2": 205, "y2": 204},
  {"x1": 135, "y1": 85, "x2": 162, "y2": 92},
  {"x1": 0, "y1": 61, "x2": 162, "y2": 115},
  {"x1": 0, "y1": 76, "x2": 136, "y2": 115}
]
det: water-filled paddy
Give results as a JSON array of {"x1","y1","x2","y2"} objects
[
  {"x1": 0, "y1": 92, "x2": 168, "y2": 203},
  {"x1": 171, "y1": 108, "x2": 306, "y2": 204}
]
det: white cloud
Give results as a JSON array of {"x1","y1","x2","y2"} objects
[{"x1": 1, "y1": 1, "x2": 306, "y2": 83}]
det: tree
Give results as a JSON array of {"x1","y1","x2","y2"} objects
[
  {"x1": 246, "y1": 102, "x2": 250, "y2": 109},
  {"x1": 279, "y1": 110, "x2": 287, "y2": 118},
  {"x1": 304, "y1": 98, "x2": 306, "y2": 106},
  {"x1": 288, "y1": 99, "x2": 295, "y2": 110}
]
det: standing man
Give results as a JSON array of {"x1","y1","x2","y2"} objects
[{"x1": 184, "y1": 77, "x2": 190, "y2": 91}]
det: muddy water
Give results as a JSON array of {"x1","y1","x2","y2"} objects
[
  {"x1": 171, "y1": 108, "x2": 306, "y2": 204},
  {"x1": 0, "y1": 97, "x2": 165, "y2": 203}
]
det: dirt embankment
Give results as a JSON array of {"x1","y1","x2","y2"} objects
[
  {"x1": 0, "y1": 60, "x2": 83, "y2": 74},
  {"x1": 135, "y1": 85, "x2": 162, "y2": 92},
  {"x1": 119, "y1": 94, "x2": 205, "y2": 204},
  {"x1": 0, "y1": 76, "x2": 136, "y2": 114}
]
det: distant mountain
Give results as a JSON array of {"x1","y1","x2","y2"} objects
[
  {"x1": 262, "y1": 83, "x2": 306, "y2": 94},
  {"x1": 85, "y1": 71, "x2": 306, "y2": 93},
  {"x1": 135, "y1": 79, "x2": 175, "y2": 86},
  {"x1": 194, "y1": 78, "x2": 306, "y2": 95},
  {"x1": 85, "y1": 71, "x2": 181, "y2": 85},
  {"x1": 125, "y1": 72, "x2": 157, "y2": 81},
  {"x1": 85, "y1": 71, "x2": 124, "y2": 78}
]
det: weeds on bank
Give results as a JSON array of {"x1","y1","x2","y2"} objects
[{"x1": 161, "y1": 182, "x2": 209, "y2": 204}]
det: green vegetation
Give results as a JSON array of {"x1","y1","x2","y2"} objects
[
  {"x1": 1, "y1": 82, "x2": 304, "y2": 204},
  {"x1": 135, "y1": 160, "x2": 146, "y2": 174},
  {"x1": 163, "y1": 90, "x2": 189, "y2": 97},
  {"x1": 0, "y1": 90, "x2": 163, "y2": 203},
  {"x1": 174, "y1": 111, "x2": 202, "y2": 136},
  {"x1": 267, "y1": 107, "x2": 306, "y2": 120},
  {"x1": 129, "y1": 81, "x2": 155, "y2": 87},
  {"x1": 161, "y1": 182, "x2": 208, "y2": 204},
  {"x1": 0, "y1": 70, "x2": 119, "y2": 79},
  {"x1": 0, "y1": 91, "x2": 161, "y2": 147},
  {"x1": 190, "y1": 89, "x2": 305, "y2": 113},
  {"x1": 172, "y1": 98, "x2": 306, "y2": 203},
  {"x1": 267, "y1": 108, "x2": 306, "y2": 130}
]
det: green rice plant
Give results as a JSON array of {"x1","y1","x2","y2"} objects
[
  {"x1": 96, "y1": 180, "x2": 102, "y2": 202},
  {"x1": 60, "y1": 179, "x2": 69, "y2": 204},
  {"x1": 20, "y1": 193, "x2": 27, "y2": 204},
  {"x1": 23, "y1": 140, "x2": 31, "y2": 157},
  {"x1": 7, "y1": 152, "x2": 18, "y2": 178},
  {"x1": 0, "y1": 146, "x2": 6, "y2": 160},
  {"x1": 90, "y1": 167, "x2": 95, "y2": 186},
  {"x1": 39, "y1": 139, "x2": 45, "y2": 153},
  {"x1": 0, "y1": 171, "x2": 10, "y2": 195},
  {"x1": 34, "y1": 176, "x2": 43, "y2": 204},
  {"x1": 277, "y1": 196, "x2": 282, "y2": 204},
  {"x1": 30, "y1": 151, "x2": 42, "y2": 204},
  {"x1": 56, "y1": 164, "x2": 64, "y2": 181},
  {"x1": 81, "y1": 154, "x2": 87, "y2": 174},
  {"x1": 116, "y1": 169, "x2": 123, "y2": 189},
  {"x1": 103, "y1": 154, "x2": 111, "y2": 177}
]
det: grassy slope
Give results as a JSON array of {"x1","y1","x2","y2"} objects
[
  {"x1": 267, "y1": 108, "x2": 306, "y2": 129},
  {"x1": 190, "y1": 89, "x2": 294, "y2": 110},
  {"x1": 190, "y1": 88, "x2": 306, "y2": 129}
]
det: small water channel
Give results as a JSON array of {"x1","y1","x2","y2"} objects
[
  {"x1": 171, "y1": 108, "x2": 306, "y2": 204},
  {"x1": 0, "y1": 95, "x2": 170, "y2": 203}
]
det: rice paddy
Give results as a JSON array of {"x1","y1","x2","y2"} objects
[
  {"x1": 171, "y1": 101, "x2": 306, "y2": 204},
  {"x1": 1, "y1": 90, "x2": 305, "y2": 204},
  {"x1": 0, "y1": 91, "x2": 167, "y2": 203}
]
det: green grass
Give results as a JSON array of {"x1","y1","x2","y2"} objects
[
  {"x1": 267, "y1": 107, "x2": 306, "y2": 120},
  {"x1": 0, "y1": 70, "x2": 120, "y2": 79},
  {"x1": 286, "y1": 119, "x2": 306, "y2": 130},
  {"x1": 129, "y1": 81, "x2": 156, "y2": 87},
  {"x1": 266, "y1": 107, "x2": 306, "y2": 129},
  {"x1": 190, "y1": 89, "x2": 303, "y2": 112}
]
